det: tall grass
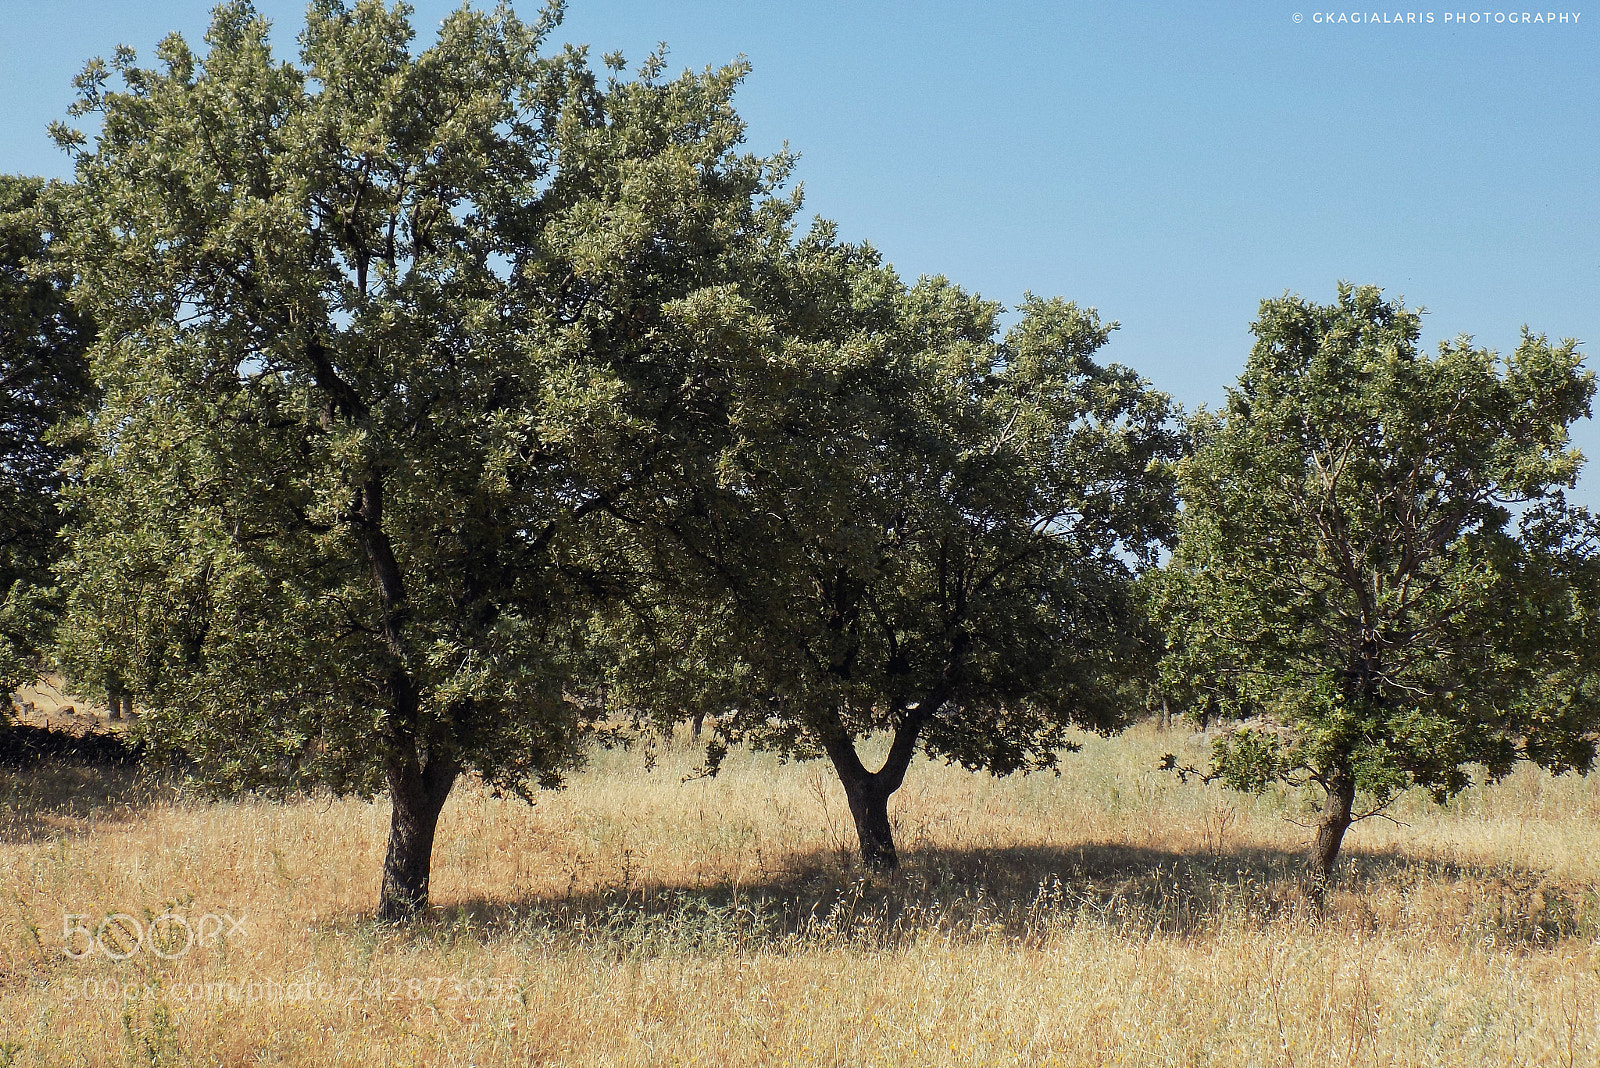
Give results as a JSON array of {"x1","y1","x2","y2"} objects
[{"x1": 2, "y1": 724, "x2": 1598, "y2": 1065}]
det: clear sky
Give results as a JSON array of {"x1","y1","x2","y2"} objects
[{"x1": 4, "y1": 1, "x2": 1596, "y2": 503}]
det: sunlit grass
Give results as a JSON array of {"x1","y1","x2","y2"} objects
[{"x1": 2, "y1": 723, "x2": 1599, "y2": 1065}]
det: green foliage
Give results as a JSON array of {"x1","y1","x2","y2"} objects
[
  {"x1": 630, "y1": 261, "x2": 1180, "y2": 785},
  {"x1": 1161, "y1": 283, "x2": 1600, "y2": 815},
  {"x1": 0, "y1": 175, "x2": 95, "y2": 702},
  {"x1": 48, "y1": 0, "x2": 803, "y2": 812}
]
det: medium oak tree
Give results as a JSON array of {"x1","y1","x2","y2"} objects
[{"x1": 631, "y1": 276, "x2": 1180, "y2": 870}]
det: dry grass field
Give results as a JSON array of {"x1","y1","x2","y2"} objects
[{"x1": 3, "y1": 720, "x2": 1600, "y2": 1066}]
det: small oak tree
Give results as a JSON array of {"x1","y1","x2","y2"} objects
[{"x1": 1161, "y1": 284, "x2": 1600, "y2": 894}]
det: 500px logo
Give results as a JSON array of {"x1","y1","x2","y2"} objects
[{"x1": 62, "y1": 912, "x2": 247, "y2": 960}]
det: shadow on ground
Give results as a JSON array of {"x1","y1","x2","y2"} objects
[
  {"x1": 0, "y1": 725, "x2": 176, "y2": 843},
  {"x1": 414, "y1": 840, "x2": 1600, "y2": 955}
]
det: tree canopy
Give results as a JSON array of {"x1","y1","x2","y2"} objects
[{"x1": 1159, "y1": 284, "x2": 1600, "y2": 892}]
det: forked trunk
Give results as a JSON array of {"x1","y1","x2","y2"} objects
[
  {"x1": 1303, "y1": 764, "x2": 1357, "y2": 900},
  {"x1": 821, "y1": 698, "x2": 940, "y2": 873},
  {"x1": 379, "y1": 752, "x2": 458, "y2": 922}
]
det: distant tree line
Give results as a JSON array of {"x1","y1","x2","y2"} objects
[{"x1": 1, "y1": 0, "x2": 1595, "y2": 919}]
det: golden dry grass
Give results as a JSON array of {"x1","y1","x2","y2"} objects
[{"x1": 2, "y1": 723, "x2": 1600, "y2": 1066}]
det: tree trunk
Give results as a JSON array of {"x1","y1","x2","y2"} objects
[
  {"x1": 1304, "y1": 763, "x2": 1356, "y2": 900},
  {"x1": 819, "y1": 695, "x2": 944, "y2": 873},
  {"x1": 840, "y1": 776, "x2": 897, "y2": 871},
  {"x1": 311, "y1": 343, "x2": 453, "y2": 922},
  {"x1": 379, "y1": 751, "x2": 458, "y2": 922}
]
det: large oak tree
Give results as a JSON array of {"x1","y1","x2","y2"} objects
[{"x1": 52, "y1": 0, "x2": 813, "y2": 919}]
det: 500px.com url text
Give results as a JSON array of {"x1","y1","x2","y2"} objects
[{"x1": 63, "y1": 975, "x2": 527, "y2": 1004}]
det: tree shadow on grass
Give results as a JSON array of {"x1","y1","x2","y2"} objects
[
  {"x1": 419, "y1": 839, "x2": 1600, "y2": 955},
  {"x1": 0, "y1": 725, "x2": 174, "y2": 843}
]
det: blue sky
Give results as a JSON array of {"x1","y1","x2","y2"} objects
[{"x1": 4, "y1": 1, "x2": 1596, "y2": 502}]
